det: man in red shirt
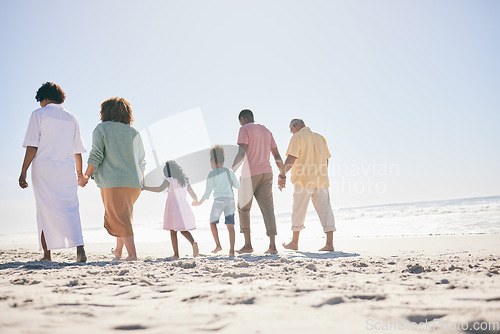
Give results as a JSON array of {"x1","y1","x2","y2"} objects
[{"x1": 232, "y1": 109, "x2": 284, "y2": 254}]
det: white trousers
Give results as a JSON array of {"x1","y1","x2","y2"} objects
[{"x1": 292, "y1": 186, "x2": 336, "y2": 233}]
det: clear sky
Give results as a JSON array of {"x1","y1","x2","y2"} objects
[{"x1": 1, "y1": 0, "x2": 499, "y2": 233}]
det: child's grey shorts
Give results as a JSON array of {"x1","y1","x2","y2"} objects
[{"x1": 210, "y1": 197, "x2": 236, "y2": 224}]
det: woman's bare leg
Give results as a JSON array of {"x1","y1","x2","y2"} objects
[
  {"x1": 180, "y1": 231, "x2": 199, "y2": 257},
  {"x1": 40, "y1": 231, "x2": 51, "y2": 261},
  {"x1": 170, "y1": 230, "x2": 180, "y2": 258},
  {"x1": 123, "y1": 235, "x2": 137, "y2": 261},
  {"x1": 112, "y1": 237, "x2": 124, "y2": 260},
  {"x1": 76, "y1": 245, "x2": 87, "y2": 263}
]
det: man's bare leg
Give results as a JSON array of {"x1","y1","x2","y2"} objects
[
  {"x1": 210, "y1": 223, "x2": 222, "y2": 253},
  {"x1": 237, "y1": 232, "x2": 253, "y2": 253},
  {"x1": 283, "y1": 231, "x2": 300, "y2": 250},
  {"x1": 319, "y1": 231, "x2": 335, "y2": 251},
  {"x1": 227, "y1": 224, "x2": 235, "y2": 256},
  {"x1": 111, "y1": 237, "x2": 124, "y2": 260},
  {"x1": 76, "y1": 245, "x2": 87, "y2": 263},
  {"x1": 265, "y1": 234, "x2": 278, "y2": 254},
  {"x1": 123, "y1": 235, "x2": 137, "y2": 261},
  {"x1": 40, "y1": 231, "x2": 51, "y2": 261}
]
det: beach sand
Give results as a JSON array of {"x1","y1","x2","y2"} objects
[{"x1": 1, "y1": 234, "x2": 499, "y2": 333}]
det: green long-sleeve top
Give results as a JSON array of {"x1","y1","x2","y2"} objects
[{"x1": 88, "y1": 121, "x2": 146, "y2": 188}]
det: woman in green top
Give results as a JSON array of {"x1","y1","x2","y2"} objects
[{"x1": 79, "y1": 97, "x2": 146, "y2": 261}]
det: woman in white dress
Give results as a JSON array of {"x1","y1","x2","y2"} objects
[{"x1": 19, "y1": 82, "x2": 87, "y2": 262}]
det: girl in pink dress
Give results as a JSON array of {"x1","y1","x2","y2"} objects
[{"x1": 143, "y1": 161, "x2": 199, "y2": 258}]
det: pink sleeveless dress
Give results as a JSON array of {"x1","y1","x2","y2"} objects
[{"x1": 163, "y1": 177, "x2": 196, "y2": 231}]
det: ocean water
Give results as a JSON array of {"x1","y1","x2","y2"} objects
[{"x1": 1, "y1": 196, "x2": 499, "y2": 247}]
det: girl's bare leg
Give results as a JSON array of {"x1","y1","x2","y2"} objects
[
  {"x1": 112, "y1": 237, "x2": 124, "y2": 260},
  {"x1": 180, "y1": 231, "x2": 199, "y2": 257},
  {"x1": 40, "y1": 231, "x2": 51, "y2": 261},
  {"x1": 210, "y1": 223, "x2": 222, "y2": 253},
  {"x1": 227, "y1": 224, "x2": 235, "y2": 257},
  {"x1": 123, "y1": 235, "x2": 137, "y2": 261},
  {"x1": 170, "y1": 230, "x2": 180, "y2": 258}
]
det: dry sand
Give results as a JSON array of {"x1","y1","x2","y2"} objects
[{"x1": 1, "y1": 235, "x2": 499, "y2": 333}]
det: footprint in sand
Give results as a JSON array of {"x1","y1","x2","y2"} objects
[
  {"x1": 114, "y1": 325, "x2": 147, "y2": 330},
  {"x1": 407, "y1": 314, "x2": 446, "y2": 323}
]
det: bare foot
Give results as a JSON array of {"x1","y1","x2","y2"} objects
[
  {"x1": 212, "y1": 245, "x2": 222, "y2": 254},
  {"x1": 111, "y1": 248, "x2": 122, "y2": 259},
  {"x1": 265, "y1": 248, "x2": 278, "y2": 255},
  {"x1": 236, "y1": 246, "x2": 253, "y2": 254},
  {"x1": 124, "y1": 256, "x2": 138, "y2": 261},
  {"x1": 282, "y1": 242, "x2": 298, "y2": 251},
  {"x1": 193, "y1": 242, "x2": 199, "y2": 258},
  {"x1": 228, "y1": 251, "x2": 235, "y2": 257},
  {"x1": 171, "y1": 255, "x2": 180, "y2": 259},
  {"x1": 319, "y1": 246, "x2": 335, "y2": 251},
  {"x1": 76, "y1": 253, "x2": 87, "y2": 263},
  {"x1": 39, "y1": 257, "x2": 51, "y2": 262}
]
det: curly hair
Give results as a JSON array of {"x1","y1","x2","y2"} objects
[
  {"x1": 163, "y1": 160, "x2": 189, "y2": 188},
  {"x1": 209, "y1": 145, "x2": 225, "y2": 165},
  {"x1": 35, "y1": 82, "x2": 66, "y2": 103},
  {"x1": 100, "y1": 97, "x2": 134, "y2": 124}
]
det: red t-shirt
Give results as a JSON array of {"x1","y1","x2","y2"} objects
[{"x1": 237, "y1": 122, "x2": 277, "y2": 178}]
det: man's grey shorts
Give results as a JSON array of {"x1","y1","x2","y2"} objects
[{"x1": 210, "y1": 197, "x2": 236, "y2": 224}]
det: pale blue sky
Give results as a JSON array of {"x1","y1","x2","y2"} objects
[{"x1": 1, "y1": 0, "x2": 499, "y2": 233}]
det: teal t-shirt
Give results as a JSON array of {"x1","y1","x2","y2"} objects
[{"x1": 202, "y1": 167, "x2": 240, "y2": 200}]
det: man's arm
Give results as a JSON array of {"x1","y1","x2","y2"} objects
[
  {"x1": 282, "y1": 155, "x2": 297, "y2": 176},
  {"x1": 271, "y1": 147, "x2": 284, "y2": 175},
  {"x1": 278, "y1": 154, "x2": 297, "y2": 190},
  {"x1": 232, "y1": 144, "x2": 247, "y2": 172}
]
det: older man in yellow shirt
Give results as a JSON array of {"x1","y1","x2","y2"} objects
[{"x1": 279, "y1": 118, "x2": 336, "y2": 251}]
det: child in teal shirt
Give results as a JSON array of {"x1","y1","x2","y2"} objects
[{"x1": 193, "y1": 145, "x2": 239, "y2": 256}]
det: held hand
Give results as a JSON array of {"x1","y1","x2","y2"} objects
[
  {"x1": 19, "y1": 172, "x2": 28, "y2": 189},
  {"x1": 192, "y1": 200, "x2": 200, "y2": 206},
  {"x1": 278, "y1": 174, "x2": 286, "y2": 191},
  {"x1": 78, "y1": 175, "x2": 89, "y2": 187}
]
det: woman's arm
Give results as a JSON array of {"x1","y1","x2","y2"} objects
[
  {"x1": 79, "y1": 164, "x2": 97, "y2": 187},
  {"x1": 143, "y1": 179, "x2": 170, "y2": 192},
  {"x1": 75, "y1": 153, "x2": 85, "y2": 186},
  {"x1": 75, "y1": 153, "x2": 83, "y2": 176},
  {"x1": 19, "y1": 146, "x2": 38, "y2": 189}
]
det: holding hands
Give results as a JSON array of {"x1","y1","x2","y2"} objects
[
  {"x1": 192, "y1": 198, "x2": 205, "y2": 207},
  {"x1": 78, "y1": 174, "x2": 90, "y2": 187},
  {"x1": 278, "y1": 173, "x2": 286, "y2": 191}
]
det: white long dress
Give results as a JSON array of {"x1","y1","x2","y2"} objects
[{"x1": 23, "y1": 103, "x2": 86, "y2": 250}]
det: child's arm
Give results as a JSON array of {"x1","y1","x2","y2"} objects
[
  {"x1": 198, "y1": 174, "x2": 214, "y2": 204},
  {"x1": 187, "y1": 184, "x2": 198, "y2": 203},
  {"x1": 143, "y1": 179, "x2": 170, "y2": 192},
  {"x1": 192, "y1": 198, "x2": 206, "y2": 206}
]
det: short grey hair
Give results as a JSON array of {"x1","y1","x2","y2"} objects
[{"x1": 290, "y1": 118, "x2": 305, "y2": 129}]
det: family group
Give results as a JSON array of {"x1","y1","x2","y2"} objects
[{"x1": 19, "y1": 82, "x2": 336, "y2": 262}]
